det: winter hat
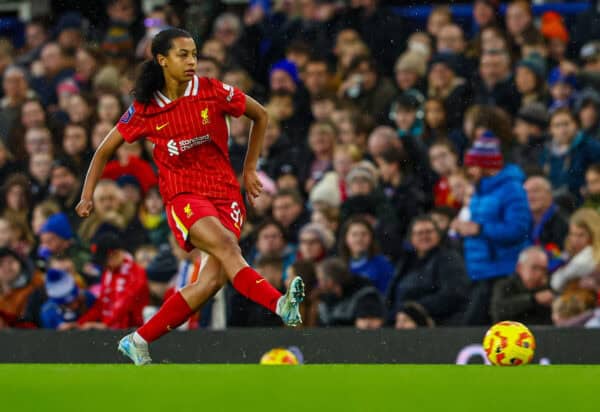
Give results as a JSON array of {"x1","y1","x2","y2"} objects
[
  {"x1": 540, "y1": 11, "x2": 569, "y2": 43},
  {"x1": 40, "y1": 213, "x2": 74, "y2": 240},
  {"x1": 46, "y1": 268, "x2": 78, "y2": 305},
  {"x1": 90, "y1": 231, "x2": 124, "y2": 266},
  {"x1": 464, "y1": 130, "x2": 504, "y2": 170},
  {"x1": 548, "y1": 67, "x2": 577, "y2": 89},
  {"x1": 299, "y1": 222, "x2": 335, "y2": 250},
  {"x1": 580, "y1": 41, "x2": 600, "y2": 63},
  {"x1": 274, "y1": 162, "x2": 298, "y2": 180},
  {"x1": 395, "y1": 51, "x2": 427, "y2": 77},
  {"x1": 346, "y1": 162, "x2": 377, "y2": 188},
  {"x1": 270, "y1": 59, "x2": 300, "y2": 85},
  {"x1": 428, "y1": 52, "x2": 460, "y2": 75},
  {"x1": 146, "y1": 245, "x2": 178, "y2": 283},
  {"x1": 53, "y1": 11, "x2": 84, "y2": 37},
  {"x1": 517, "y1": 53, "x2": 547, "y2": 80},
  {"x1": 355, "y1": 295, "x2": 386, "y2": 319},
  {"x1": 57, "y1": 79, "x2": 80, "y2": 96},
  {"x1": 574, "y1": 88, "x2": 600, "y2": 114},
  {"x1": 399, "y1": 302, "x2": 434, "y2": 327},
  {"x1": 309, "y1": 172, "x2": 341, "y2": 207},
  {"x1": 516, "y1": 102, "x2": 549, "y2": 129}
]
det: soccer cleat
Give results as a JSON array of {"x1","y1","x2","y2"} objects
[
  {"x1": 277, "y1": 276, "x2": 305, "y2": 327},
  {"x1": 118, "y1": 333, "x2": 152, "y2": 366}
]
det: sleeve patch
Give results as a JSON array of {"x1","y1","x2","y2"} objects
[{"x1": 119, "y1": 105, "x2": 135, "y2": 124}]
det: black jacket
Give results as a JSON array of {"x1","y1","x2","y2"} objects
[
  {"x1": 386, "y1": 246, "x2": 469, "y2": 325},
  {"x1": 532, "y1": 205, "x2": 569, "y2": 251},
  {"x1": 490, "y1": 275, "x2": 553, "y2": 325},
  {"x1": 318, "y1": 276, "x2": 385, "y2": 327},
  {"x1": 473, "y1": 76, "x2": 521, "y2": 116}
]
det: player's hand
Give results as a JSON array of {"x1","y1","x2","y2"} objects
[
  {"x1": 243, "y1": 169, "x2": 263, "y2": 206},
  {"x1": 75, "y1": 198, "x2": 94, "y2": 218}
]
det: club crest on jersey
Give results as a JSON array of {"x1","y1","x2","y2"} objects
[
  {"x1": 184, "y1": 203, "x2": 193, "y2": 218},
  {"x1": 119, "y1": 105, "x2": 135, "y2": 124},
  {"x1": 201, "y1": 108, "x2": 210, "y2": 125}
]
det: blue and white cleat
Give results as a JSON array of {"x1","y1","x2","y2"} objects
[
  {"x1": 277, "y1": 276, "x2": 305, "y2": 327},
  {"x1": 118, "y1": 333, "x2": 152, "y2": 365}
]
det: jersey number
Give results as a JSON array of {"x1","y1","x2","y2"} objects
[{"x1": 230, "y1": 201, "x2": 243, "y2": 230}]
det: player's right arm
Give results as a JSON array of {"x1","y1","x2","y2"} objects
[{"x1": 75, "y1": 127, "x2": 125, "y2": 218}]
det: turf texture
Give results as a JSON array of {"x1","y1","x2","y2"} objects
[{"x1": 3, "y1": 364, "x2": 599, "y2": 412}]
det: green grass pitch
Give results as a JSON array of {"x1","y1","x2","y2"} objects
[{"x1": 3, "y1": 364, "x2": 600, "y2": 411}]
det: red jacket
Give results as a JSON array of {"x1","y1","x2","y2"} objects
[{"x1": 78, "y1": 255, "x2": 149, "y2": 329}]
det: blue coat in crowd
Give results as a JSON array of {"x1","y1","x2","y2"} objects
[
  {"x1": 349, "y1": 254, "x2": 394, "y2": 293},
  {"x1": 464, "y1": 164, "x2": 531, "y2": 281},
  {"x1": 540, "y1": 132, "x2": 600, "y2": 202}
]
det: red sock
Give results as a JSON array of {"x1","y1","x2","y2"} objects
[
  {"x1": 232, "y1": 266, "x2": 282, "y2": 313},
  {"x1": 137, "y1": 291, "x2": 193, "y2": 343}
]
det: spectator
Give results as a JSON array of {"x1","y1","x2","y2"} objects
[
  {"x1": 38, "y1": 212, "x2": 90, "y2": 276},
  {"x1": 272, "y1": 189, "x2": 310, "y2": 244},
  {"x1": 138, "y1": 186, "x2": 169, "y2": 248},
  {"x1": 427, "y1": 6, "x2": 452, "y2": 40},
  {"x1": 62, "y1": 122, "x2": 92, "y2": 173},
  {"x1": 0, "y1": 248, "x2": 44, "y2": 328},
  {"x1": 49, "y1": 157, "x2": 82, "y2": 225},
  {"x1": 303, "y1": 58, "x2": 333, "y2": 99},
  {"x1": 548, "y1": 67, "x2": 578, "y2": 111},
  {"x1": 510, "y1": 102, "x2": 549, "y2": 172},
  {"x1": 540, "y1": 12, "x2": 569, "y2": 64},
  {"x1": 28, "y1": 152, "x2": 54, "y2": 204},
  {"x1": 429, "y1": 139, "x2": 462, "y2": 209},
  {"x1": 31, "y1": 42, "x2": 75, "y2": 107},
  {"x1": 338, "y1": 216, "x2": 393, "y2": 294},
  {"x1": 491, "y1": 246, "x2": 553, "y2": 325},
  {"x1": 76, "y1": 232, "x2": 149, "y2": 329},
  {"x1": 387, "y1": 215, "x2": 468, "y2": 326},
  {"x1": 456, "y1": 131, "x2": 531, "y2": 325},
  {"x1": 515, "y1": 53, "x2": 548, "y2": 109},
  {"x1": 367, "y1": 125, "x2": 400, "y2": 160},
  {"x1": 246, "y1": 219, "x2": 294, "y2": 267},
  {"x1": 505, "y1": 0, "x2": 534, "y2": 48},
  {"x1": 427, "y1": 53, "x2": 471, "y2": 129},
  {"x1": 310, "y1": 143, "x2": 361, "y2": 209},
  {"x1": 423, "y1": 98, "x2": 467, "y2": 155},
  {"x1": 0, "y1": 66, "x2": 34, "y2": 138},
  {"x1": 297, "y1": 223, "x2": 334, "y2": 264},
  {"x1": 1, "y1": 173, "x2": 31, "y2": 225},
  {"x1": 339, "y1": 56, "x2": 395, "y2": 124},
  {"x1": 524, "y1": 175, "x2": 569, "y2": 255},
  {"x1": 40, "y1": 268, "x2": 96, "y2": 329},
  {"x1": 315, "y1": 257, "x2": 385, "y2": 328},
  {"x1": 0, "y1": 140, "x2": 16, "y2": 183},
  {"x1": 376, "y1": 146, "x2": 425, "y2": 238},
  {"x1": 472, "y1": 0, "x2": 500, "y2": 32},
  {"x1": 541, "y1": 108, "x2": 600, "y2": 201},
  {"x1": 196, "y1": 55, "x2": 222, "y2": 80},
  {"x1": 302, "y1": 120, "x2": 336, "y2": 194},
  {"x1": 474, "y1": 49, "x2": 520, "y2": 116},
  {"x1": 393, "y1": 51, "x2": 427, "y2": 96},
  {"x1": 583, "y1": 164, "x2": 600, "y2": 213},
  {"x1": 575, "y1": 88, "x2": 600, "y2": 140},
  {"x1": 551, "y1": 208, "x2": 600, "y2": 292},
  {"x1": 394, "y1": 301, "x2": 435, "y2": 329}
]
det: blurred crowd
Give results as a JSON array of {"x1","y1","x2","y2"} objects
[{"x1": 2, "y1": 0, "x2": 600, "y2": 331}]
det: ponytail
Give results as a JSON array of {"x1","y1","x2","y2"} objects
[
  {"x1": 134, "y1": 60, "x2": 164, "y2": 104},
  {"x1": 132, "y1": 27, "x2": 193, "y2": 105}
]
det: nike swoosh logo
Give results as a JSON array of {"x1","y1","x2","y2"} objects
[
  {"x1": 156, "y1": 122, "x2": 169, "y2": 130},
  {"x1": 256, "y1": 279, "x2": 265, "y2": 284}
]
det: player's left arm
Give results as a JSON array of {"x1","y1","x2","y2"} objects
[{"x1": 242, "y1": 95, "x2": 268, "y2": 204}]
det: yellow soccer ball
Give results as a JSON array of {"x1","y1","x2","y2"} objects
[
  {"x1": 483, "y1": 321, "x2": 536, "y2": 366},
  {"x1": 259, "y1": 348, "x2": 299, "y2": 365}
]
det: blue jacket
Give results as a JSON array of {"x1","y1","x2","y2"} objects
[
  {"x1": 349, "y1": 254, "x2": 394, "y2": 293},
  {"x1": 464, "y1": 164, "x2": 531, "y2": 281},
  {"x1": 540, "y1": 132, "x2": 600, "y2": 202}
]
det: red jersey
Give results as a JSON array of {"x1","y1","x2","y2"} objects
[
  {"x1": 78, "y1": 255, "x2": 149, "y2": 329},
  {"x1": 116, "y1": 75, "x2": 247, "y2": 202}
]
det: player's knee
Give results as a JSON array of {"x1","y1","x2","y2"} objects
[{"x1": 212, "y1": 235, "x2": 241, "y2": 261}]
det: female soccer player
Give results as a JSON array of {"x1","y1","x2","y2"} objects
[{"x1": 76, "y1": 28, "x2": 304, "y2": 365}]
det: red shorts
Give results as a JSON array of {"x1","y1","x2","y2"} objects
[{"x1": 166, "y1": 193, "x2": 246, "y2": 252}]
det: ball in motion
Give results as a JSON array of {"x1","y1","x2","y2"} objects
[
  {"x1": 483, "y1": 321, "x2": 536, "y2": 366},
  {"x1": 260, "y1": 348, "x2": 299, "y2": 365}
]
